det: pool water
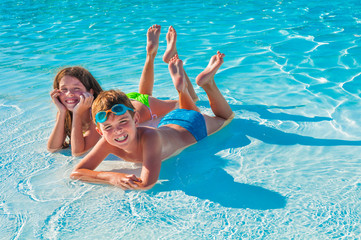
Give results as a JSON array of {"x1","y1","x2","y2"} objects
[{"x1": 1, "y1": 0, "x2": 361, "y2": 239}]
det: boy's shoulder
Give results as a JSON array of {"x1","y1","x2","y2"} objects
[{"x1": 137, "y1": 126, "x2": 161, "y2": 141}]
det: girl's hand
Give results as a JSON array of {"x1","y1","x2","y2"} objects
[
  {"x1": 110, "y1": 174, "x2": 142, "y2": 190},
  {"x1": 73, "y1": 92, "x2": 94, "y2": 116},
  {"x1": 50, "y1": 89, "x2": 67, "y2": 113}
]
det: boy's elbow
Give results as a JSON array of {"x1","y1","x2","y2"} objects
[
  {"x1": 70, "y1": 170, "x2": 83, "y2": 180},
  {"x1": 136, "y1": 181, "x2": 156, "y2": 191},
  {"x1": 227, "y1": 112, "x2": 235, "y2": 120}
]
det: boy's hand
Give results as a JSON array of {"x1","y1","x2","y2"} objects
[
  {"x1": 110, "y1": 174, "x2": 142, "y2": 190},
  {"x1": 50, "y1": 89, "x2": 67, "y2": 113},
  {"x1": 73, "y1": 92, "x2": 94, "y2": 116}
]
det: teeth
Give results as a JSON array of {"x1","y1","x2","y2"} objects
[{"x1": 115, "y1": 135, "x2": 127, "y2": 142}]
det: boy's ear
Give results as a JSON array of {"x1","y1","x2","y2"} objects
[
  {"x1": 134, "y1": 111, "x2": 140, "y2": 126},
  {"x1": 96, "y1": 127, "x2": 103, "y2": 135}
]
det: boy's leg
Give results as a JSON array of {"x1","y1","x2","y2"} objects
[
  {"x1": 168, "y1": 55, "x2": 199, "y2": 112},
  {"x1": 196, "y1": 51, "x2": 233, "y2": 120},
  {"x1": 138, "y1": 25, "x2": 161, "y2": 96},
  {"x1": 163, "y1": 26, "x2": 198, "y2": 102},
  {"x1": 148, "y1": 97, "x2": 178, "y2": 118}
]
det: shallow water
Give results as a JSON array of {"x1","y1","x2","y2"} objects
[{"x1": 1, "y1": 0, "x2": 361, "y2": 239}]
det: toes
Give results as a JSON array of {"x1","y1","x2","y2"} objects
[
  {"x1": 170, "y1": 54, "x2": 179, "y2": 63},
  {"x1": 176, "y1": 59, "x2": 183, "y2": 67}
]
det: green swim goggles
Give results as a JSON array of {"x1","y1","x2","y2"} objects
[{"x1": 95, "y1": 104, "x2": 134, "y2": 124}]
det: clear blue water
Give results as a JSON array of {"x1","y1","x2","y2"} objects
[{"x1": 1, "y1": 0, "x2": 361, "y2": 239}]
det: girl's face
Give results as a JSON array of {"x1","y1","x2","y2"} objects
[{"x1": 58, "y1": 76, "x2": 89, "y2": 111}]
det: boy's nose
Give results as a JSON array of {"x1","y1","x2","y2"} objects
[{"x1": 115, "y1": 126, "x2": 123, "y2": 133}]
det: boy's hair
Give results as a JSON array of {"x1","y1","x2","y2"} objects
[
  {"x1": 92, "y1": 90, "x2": 135, "y2": 126},
  {"x1": 53, "y1": 66, "x2": 103, "y2": 148}
]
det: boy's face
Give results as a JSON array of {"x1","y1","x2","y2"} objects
[{"x1": 97, "y1": 111, "x2": 139, "y2": 148}]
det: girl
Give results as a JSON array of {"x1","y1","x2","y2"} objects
[{"x1": 47, "y1": 66, "x2": 103, "y2": 155}]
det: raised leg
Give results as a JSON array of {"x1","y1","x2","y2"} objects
[
  {"x1": 168, "y1": 55, "x2": 199, "y2": 112},
  {"x1": 196, "y1": 51, "x2": 233, "y2": 120},
  {"x1": 138, "y1": 24, "x2": 161, "y2": 96},
  {"x1": 163, "y1": 26, "x2": 198, "y2": 101},
  {"x1": 163, "y1": 26, "x2": 177, "y2": 63}
]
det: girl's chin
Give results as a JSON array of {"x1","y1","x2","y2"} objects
[{"x1": 64, "y1": 103, "x2": 78, "y2": 111}]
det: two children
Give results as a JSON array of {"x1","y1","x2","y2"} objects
[
  {"x1": 48, "y1": 25, "x2": 197, "y2": 156},
  {"x1": 70, "y1": 52, "x2": 234, "y2": 190}
]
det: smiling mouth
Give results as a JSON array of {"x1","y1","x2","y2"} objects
[
  {"x1": 65, "y1": 99, "x2": 79, "y2": 104},
  {"x1": 115, "y1": 135, "x2": 128, "y2": 142}
]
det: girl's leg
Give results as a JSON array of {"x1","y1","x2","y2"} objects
[
  {"x1": 163, "y1": 26, "x2": 198, "y2": 102},
  {"x1": 138, "y1": 25, "x2": 161, "y2": 96}
]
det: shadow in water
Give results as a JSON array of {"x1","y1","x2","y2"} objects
[
  {"x1": 231, "y1": 103, "x2": 332, "y2": 122},
  {"x1": 149, "y1": 123, "x2": 286, "y2": 210},
  {"x1": 199, "y1": 101, "x2": 361, "y2": 146},
  {"x1": 148, "y1": 103, "x2": 361, "y2": 209},
  {"x1": 232, "y1": 117, "x2": 361, "y2": 146},
  {"x1": 152, "y1": 167, "x2": 286, "y2": 210}
]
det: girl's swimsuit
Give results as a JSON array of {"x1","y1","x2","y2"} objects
[
  {"x1": 126, "y1": 92, "x2": 157, "y2": 120},
  {"x1": 157, "y1": 109, "x2": 207, "y2": 142}
]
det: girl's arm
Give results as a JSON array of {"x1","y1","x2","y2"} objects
[
  {"x1": 71, "y1": 93, "x2": 99, "y2": 156},
  {"x1": 47, "y1": 89, "x2": 67, "y2": 152},
  {"x1": 47, "y1": 112, "x2": 67, "y2": 152},
  {"x1": 74, "y1": 125, "x2": 101, "y2": 156}
]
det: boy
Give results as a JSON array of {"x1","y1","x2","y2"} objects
[{"x1": 71, "y1": 52, "x2": 234, "y2": 190}]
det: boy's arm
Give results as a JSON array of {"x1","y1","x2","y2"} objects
[
  {"x1": 70, "y1": 138, "x2": 112, "y2": 181},
  {"x1": 70, "y1": 138, "x2": 143, "y2": 189},
  {"x1": 136, "y1": 129, "x2": 163, "y2": 190},
  {"x1": 70, "y1": 130, "x2": 163, "y2": 190}
]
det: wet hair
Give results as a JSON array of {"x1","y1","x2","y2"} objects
[
  {"x1": 92, "y1": 90, "x2": 135, "y2": 126},
  {"x1": 53, "y1": 66, "x2": 103, "y2": 148}
]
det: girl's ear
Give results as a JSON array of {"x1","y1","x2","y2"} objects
[
  {"x1": 96, "y1": 127, "x2": 103, "y2": 135},
  {"x1": 90, "y1": 89, "x2": 94, "y2": 95}
]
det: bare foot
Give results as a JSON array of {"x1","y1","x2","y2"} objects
[
  {"x1": 163, "y1": 26, "x2": 178, "y2": 63},
  {"x1": 196, "y1": 51, "x2": 225, "y2": 87},
  {"x1": 147, "y1": 25, "x2": 161, "y2": 57},
  {"x1": 168, "y1": 55, "x2": 187, "y2": 92}
]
